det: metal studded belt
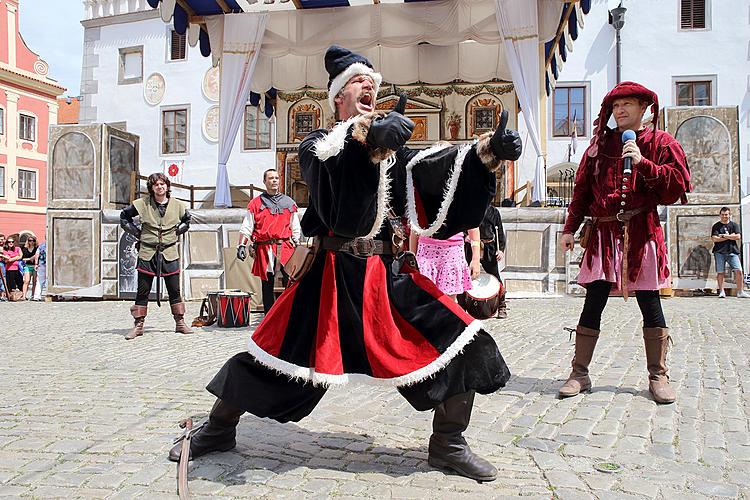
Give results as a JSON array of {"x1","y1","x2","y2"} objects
[{"x1": 320, "y1": 236, "x2": 391, "y2": 257}]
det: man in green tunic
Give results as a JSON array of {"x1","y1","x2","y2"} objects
[{"x1": 120, "y1": 173, "x2": 192, "y2": 339}]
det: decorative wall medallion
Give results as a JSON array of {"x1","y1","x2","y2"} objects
[
  {"x1": 144, "y1": 73, "x2": 166, "y2": 106},
  {"x1": 202, "y1": 66, "x2": 220, "y2": 102},
  {"x1": 202, "y1": 105, "x2": 219, "y2": 142},
  {"x1": 33, "y1": 60, "x2": 49, "y2": 76}
]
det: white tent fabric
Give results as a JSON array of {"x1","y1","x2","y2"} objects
[
  {"x1": 494, "y1": 0, "x2": 546, "y2": 204},
  {"x1": 207, "y1": 12, "x2": 269, "y2": 208},
  {"x1": 203, "y1": 0, "x2": 564, "y2": 93},
  {"x1": 198, "y1": 0, "x2": 571, "y2": 207}
]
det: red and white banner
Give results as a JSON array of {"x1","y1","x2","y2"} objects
[{"x1": 163, "y1": 160, "x2": 184, "y2": 184}]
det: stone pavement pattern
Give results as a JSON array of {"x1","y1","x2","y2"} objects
[{"x1": 0, "y1": 297, "x2": 749, "y2": 499}]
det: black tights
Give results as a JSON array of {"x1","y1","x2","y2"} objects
[
  {"x1": 135, "y1": 272, "x2": 182, "y2": 306},
  {"x1": 262, "y1": 269, "x2": 289, "y2": 313},
  {"x1": 579, "y1": 280, "x2": 666, "y2": 330}
]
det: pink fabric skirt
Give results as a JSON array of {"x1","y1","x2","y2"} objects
[
  {"x1": 416, "y1": 234, "x2": 472, "y2": 296},
  {"x1": 577, "y1": 229, "x2": 669, "y2": 292}
]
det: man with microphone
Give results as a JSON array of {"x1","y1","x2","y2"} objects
[{"x1": 558, "y1": 82, "x2": 691, "y2": 404}]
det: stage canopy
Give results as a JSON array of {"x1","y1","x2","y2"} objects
[{"x1": 147, "y1": 0, "x2": 592, "y2": 206}]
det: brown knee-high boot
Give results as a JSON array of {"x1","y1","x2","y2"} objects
[
  {"x1": 169, "y1": 398, "x2": 244, "y2": 462},
  {"x1": 428, "y1": 391, "x2": 497, "y2": 482},
  {"x1": 171, "y1": 302, "x2": 193, "y2": 334},
  {"x1": 558, "y1": 326, "x2": 600, "y2": 397},
  {"x1": 643, "y1": 327, "x2": 676, "y2": 404},
  {"x1": 125, "y1": 305, "x2": 147, "y2": 340}
]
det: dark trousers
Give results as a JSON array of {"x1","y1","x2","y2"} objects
[
  {"x1": 5, "y1": 270, "x2": 23, "y2": 291},
  {"x1": 135, "y1": 271, "x2": 182, "y2": 306},
  {"x1": 579, "y1": 280, "x2": 667, "y2": 330},
  {"x1": 262, "y1": 268, "x2": 289, "y2": 313}
]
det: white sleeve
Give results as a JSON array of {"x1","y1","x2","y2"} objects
[
  {"x1": 239, "y1": 211, "x2": 255, "y2": 242},
  {"x1": 291, "y1": 212, "x2": 302, "y2": 244}
]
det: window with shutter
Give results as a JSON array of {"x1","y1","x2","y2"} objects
[
  {"x1": 170, "y1": 30, "x2": 186, "y2": 61},
  {"x1": 680, "y1": 0, "x2": 706, "y2": 29}
]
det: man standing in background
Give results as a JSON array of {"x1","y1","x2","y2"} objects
[
  {"x1": 712, "y1": 207, "x2": 749, "y2": 298},
  {"x1": 236, "y1": 169, "x2": 300, "y2": 313}
]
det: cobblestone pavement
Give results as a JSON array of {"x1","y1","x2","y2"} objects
[{"x1": 1, "y1": 297, "x2": 749, "y2": 499}]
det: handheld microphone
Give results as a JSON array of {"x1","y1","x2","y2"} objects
[{"x1": 621, "y1": 129, "x2": 636, "y2": 175}]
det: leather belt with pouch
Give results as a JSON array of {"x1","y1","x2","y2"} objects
[{"x1": 283, "y1": 237, "x2": 319, "y2": 282}]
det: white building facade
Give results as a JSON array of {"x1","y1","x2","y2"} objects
[{"x1": 80, "y1": 3, "x2": 276, "y2": 205}]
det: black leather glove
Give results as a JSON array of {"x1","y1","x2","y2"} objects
[
  {"x1": 120, "y1": 219, "x2": 141, "y2": 239},
  {"x1": 367, "y1": 93, "x2": 414, "y2": 150},
  {"x1": 237, "y1": 245, "x2": 248, "y2": 261},
  {"x1": 175, "y1": 211, "x2": 191, "y2": 236},
  {"x1": 490, "y1": 110, "x2": 522, "y2": 161}
]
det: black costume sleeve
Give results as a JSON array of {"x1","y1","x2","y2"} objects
[
  {"x1": 299, "y1": 116, "x2": 505, "y2": 241},
  {"x1": 299, "y1": 126, "x2": 383, "y2": 238},
  {"x1": 120, "y1": 204, "x2": 141, "y2": 238},
  {"x1": 397, "y1": 128, "x2": 508, "y2": 240}
]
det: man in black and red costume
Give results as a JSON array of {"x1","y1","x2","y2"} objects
[{"x1": 169, "y1": 46, "x2": 522, "y2": 481}]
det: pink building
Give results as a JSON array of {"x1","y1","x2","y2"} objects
[{"x1": 0, "y1": 0, "x2": 65, "y2": 241}]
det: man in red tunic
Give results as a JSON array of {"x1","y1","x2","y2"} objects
[
  {"x1": 559, "y1": 81, "x2": 691, "y2": 404},
  {"x1": 236, "y1": 169, "x2": 300, "y2": 313}
]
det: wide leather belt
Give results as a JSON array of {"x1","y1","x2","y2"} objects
[
  {"x1": 254, "y1": 238, "x2": 290, "y2": 245},
  {"x1": 592, "y1": 206, "x2": 649, "y2": 224},
  {"x1": 591, "y1": 206, "x2": 650, "y2": 301},
  {"x1": 140, "y1": 240, "x2": 178, "y2": 252},
  {"x1": 320, "y1": 236, "x2": 391, "y2": 257}
]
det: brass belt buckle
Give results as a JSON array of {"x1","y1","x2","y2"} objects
[
  {"x1": 352, "y1": 238, "x2": 375, "y2": 257},
  {"x1": 616, "y1": 211, "x2": 626, "y2": 223}
]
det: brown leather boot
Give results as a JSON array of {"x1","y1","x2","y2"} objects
[
  {"x1": 168, "y1": 399, "x2": 244, "y2": 462},
  {"x1": 643, "y1": 327, "x2": 676, "y2": 404},
  {"x1": 428, "y1": 391, "x2": 497, "y2": 482},
  {"x1": 171, "y1": 302, "x2": 193, "y2": 334},
  {"x1": 125, "y1": 305, "x2": 147, "y2": 340},
  {"x1": 558, "y1": 326, "x2": 599, "y2": 397}
]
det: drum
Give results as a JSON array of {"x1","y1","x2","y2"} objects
[
  {"x1": 217, "y1": 291, "x2": 252, "y2": 328},
  {"x1": 461, "y1": 273, "x2": 502, "y2": 319}
]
